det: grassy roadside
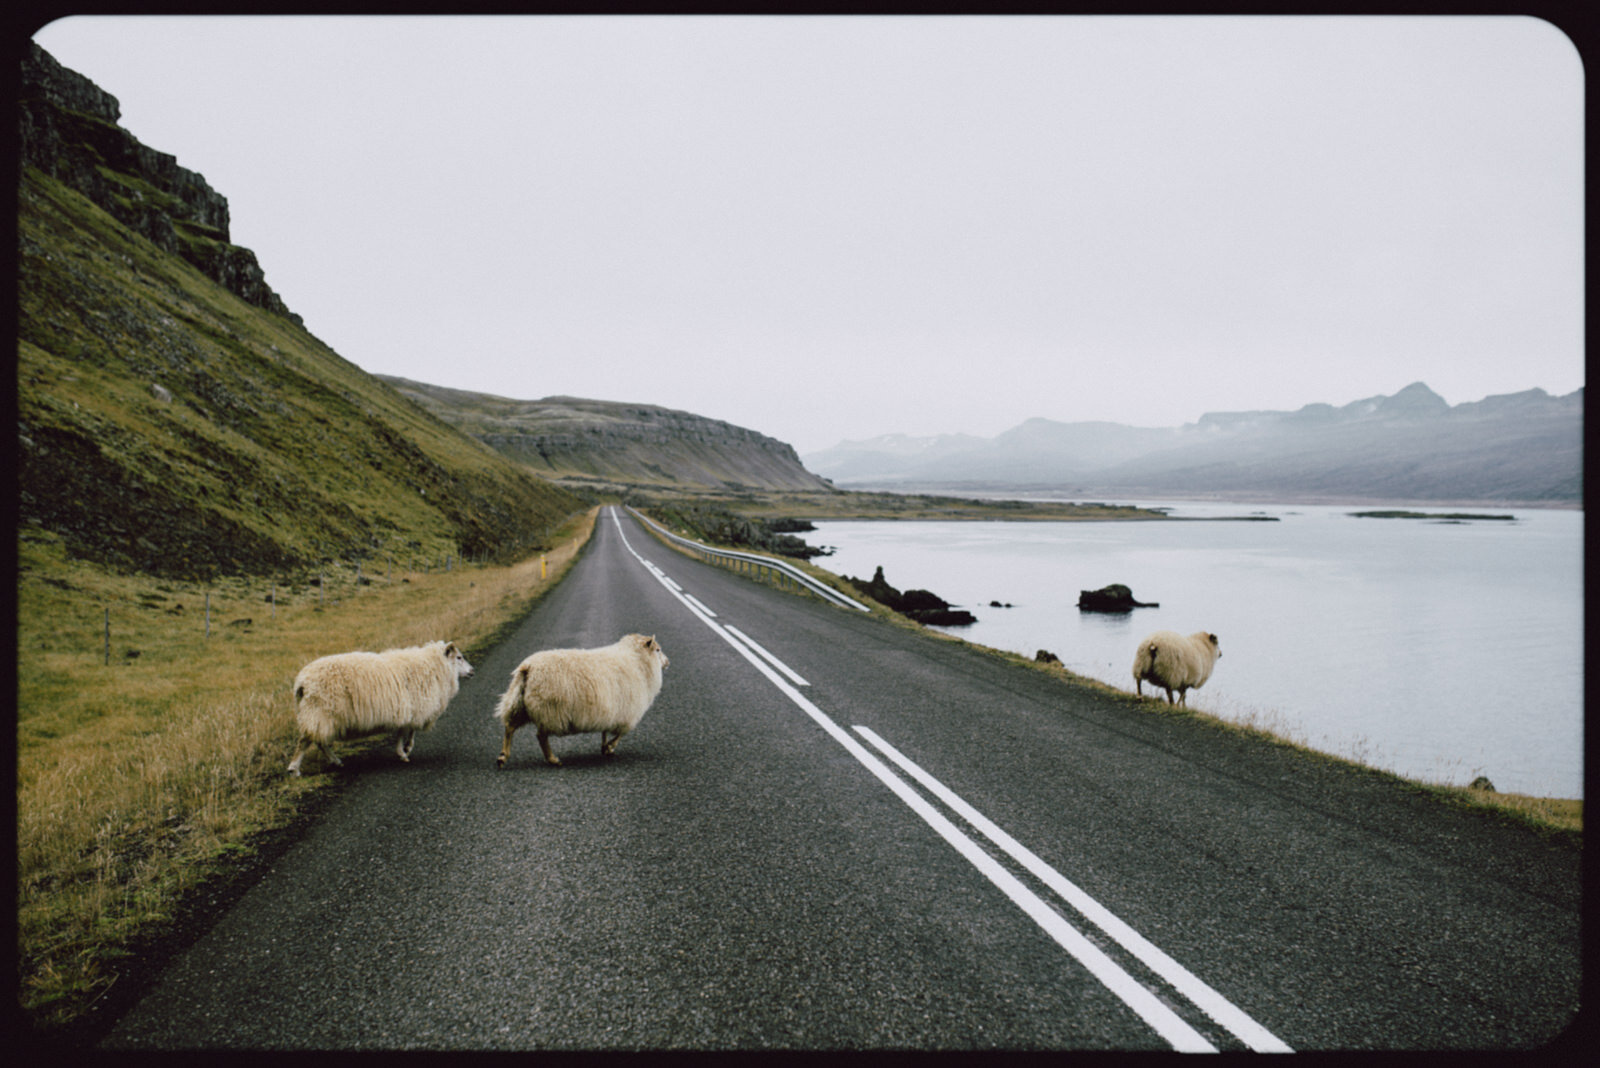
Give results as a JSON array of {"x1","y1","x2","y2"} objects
[
  {"x1": 630, "y1": 506, "x2": 1582, "y2": 843},
  {"x1": 15, "y1": 506, "x2": 599, "y2": 1036}
]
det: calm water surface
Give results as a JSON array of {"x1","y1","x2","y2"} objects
[{"x1": 806, "y1": 502, "x2": 1583, "y2": 798}]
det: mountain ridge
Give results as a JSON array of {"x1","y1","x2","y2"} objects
[
  {"x1": 806, "y1": 382, "x2": 1582, "y2": 504},
  {"x1": 379, "y1": 376, "x2": 832, "y2": 493}
]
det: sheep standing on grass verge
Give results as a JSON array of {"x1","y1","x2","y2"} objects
[
  {"x1": 494, "y1": 634, "x2": 668, "y2": 768},
  {"x1": 287, "y1": 640, "x2": 474, "y2": 776},
  {"x1": 1132, "y1": 630, "x2": 1221, "y2": 706}
]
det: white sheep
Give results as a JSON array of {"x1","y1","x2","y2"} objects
[
  {"x1": 1132, "y1": 630, "x2": 1221, "y2": 706},
  {"x1": 287, "y1": 640, "x2": 474, "y2": 776},
  {"x1": 494, "y1": 633, "x2": 668, "y2": 768}
]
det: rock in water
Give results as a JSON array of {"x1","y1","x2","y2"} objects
[{"x1": 1077, "y1": 584, "x2": 1159, "y2": 612}]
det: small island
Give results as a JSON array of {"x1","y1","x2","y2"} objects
[{"x1": 1349, "y1": 510, "x2": 1516, "y2": 521}]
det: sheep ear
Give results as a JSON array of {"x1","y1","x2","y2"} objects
[
  {"x1": 1208, "y1": 634, "x2": 1218, "y2": 644},
  {"x1": 444, "y1": 641, "x2": 458, "y2": 655}
]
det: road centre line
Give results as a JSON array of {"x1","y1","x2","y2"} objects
[
  {"x1": 608, "y1": 508, "x2": 1226, "y2": 1051},
  {"x1": 723, "y1": 625, "x2": 810, "y2": 687},
  {"x1": 852, "y1": 726, "x2": 1293, "y2": 1053}
]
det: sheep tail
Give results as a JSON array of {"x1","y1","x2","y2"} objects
[{"x1": 493, "y1": 664, "x2": 530, "y2": 722}]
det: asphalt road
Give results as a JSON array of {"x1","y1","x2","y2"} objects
[{"x1": 102, "y1": 506, "x2": 1582, "y2": 1050}]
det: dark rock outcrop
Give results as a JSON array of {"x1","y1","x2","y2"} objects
[
  {"x1": 842, "y1": 566, "x2": 976, "y2": 626},
  {"x1": 1077, "y1": 584, "x2": 1159, "y2": 612},
  {"x1": 19, "y1": 42, "x2": 300, "y2": 324}
]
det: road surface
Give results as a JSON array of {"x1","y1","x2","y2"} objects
[{"x1": 102, "y1": 506, "x2": 1582, "y2": 1050}]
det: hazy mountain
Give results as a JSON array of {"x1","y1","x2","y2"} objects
[
  {"x1": 379, "y1": 378, "x2": 832, "y2": 493},
  {"x1": 17, "y1": 44, "x2": 583, "y2": 579},
  {"x1": 805, "y1": 382, "x2": 1582, "y2": 504}
]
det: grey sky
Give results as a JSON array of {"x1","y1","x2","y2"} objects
[{"x1": 31, "y1": 15, "x2": 1583, "y2": 455}]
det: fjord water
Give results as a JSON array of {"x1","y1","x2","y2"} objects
[{"x1": 807, "y1": 503, "x2": 1583, "y2": 799}]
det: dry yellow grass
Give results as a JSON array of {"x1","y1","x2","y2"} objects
[{"x1": 15, "y1": 507, "x2": 598, "y2": 1031}]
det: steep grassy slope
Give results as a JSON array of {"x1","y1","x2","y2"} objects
[
  {"x1": 380, "y1": 376, "x2": 833, "y2": 493},
  {"x1": 16, "y1": 51, "x2": 582, "y2": 580}
]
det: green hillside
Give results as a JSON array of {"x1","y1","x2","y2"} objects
[{"x1": 16, "y1": 44, "x2": 582, "y2": 581}]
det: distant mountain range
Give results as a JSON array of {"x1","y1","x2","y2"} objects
[
  {"x1": 804, "y1": 382, "x2": 1583, "y2": 504},
  {"x1": 380, "y1": 378, "x2": 831, "y2": 493}
]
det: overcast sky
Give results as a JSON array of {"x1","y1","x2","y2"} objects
[{"x1": 31, "y1": 15, "x2": 1584, "y2": 455}]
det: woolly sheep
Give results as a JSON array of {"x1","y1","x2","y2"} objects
[
  {"x1": 494, "y1": 633, "x2": 668, "y2": 768},
  {"x1": 287, "y1": 640, "x2": 474, "y2": 775},
  {"x1": 1132, "y1": 630, "x2": 1221, "y2": 706}
]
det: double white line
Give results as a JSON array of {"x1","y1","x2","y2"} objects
[{"x1": 610, "y1": 508, "x2": 1291, "y2": 1053}]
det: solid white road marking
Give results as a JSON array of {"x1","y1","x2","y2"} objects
[
  {"x1": 852, "y1": 725, "x2": 1293, "y2": 1053},
  {"x1": 682, "y1": 593, "x2": 716, "y2": 617},
  {"x1": 607, "y1": 507, "x2": 1283, "y2": 1052}
]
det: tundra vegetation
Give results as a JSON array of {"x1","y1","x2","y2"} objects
[{"x1": 15, "y1": 508, "x2": 597, "y2": 1036}]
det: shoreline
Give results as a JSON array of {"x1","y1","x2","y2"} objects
[
  {"x1": 830, "y1": 485, "x2": 1583, "y2": 512},
  {"x1": 695, "y1": 521, "x2": 1581, "y2": 812}
]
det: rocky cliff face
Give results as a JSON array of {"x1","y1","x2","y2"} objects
[
  {"x1": 17, "y1": 46, "x2": 582, "y2": 579},
  {"x1": 380, "y1": 379, "x2": 833, "y2": 492},
  {"x1": 19, "y1": 42, "x2": 300, "y2": 324}
]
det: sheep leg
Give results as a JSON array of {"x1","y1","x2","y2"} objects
[
  {"x1": 537, "y1": 729, "x2": 562, "y2": 766},
  {"x1": 601, "y1": 726, "x2": 630, "y2": 755},
  {"x1": 396, "y1": 728, "x2": 416, "y2": 762},
  {"x1": 287, "y1": 734, "x2": 314, "y2": 776},
  {"x1": 289, "y1": 734, "x2": 340, "y2": 776},
  {"x1": 496, "y1": 720, "x2": 518, "y2": 769},
  {"x1": 1163, "y1": 686, "x2": 1176, "y2": 705}
]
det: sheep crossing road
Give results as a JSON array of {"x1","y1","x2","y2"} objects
[{"x1": 103, "y1": 507, "x2": 1580, "y2": 1050}]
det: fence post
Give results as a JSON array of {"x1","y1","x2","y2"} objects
[{"x1": 541, "y1": 554, "x2": 547, "y2": 580}]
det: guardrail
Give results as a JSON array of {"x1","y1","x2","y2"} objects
[{"x1": 626, "y1": 507, "x2": 872, "y2": 613}]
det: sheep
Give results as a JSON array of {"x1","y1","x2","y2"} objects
[
  {"x1": 494, "y1": 633, "x2": 668, "y2": 768},
  {"x1": 287, "y1": 640, "x2": 474, "y2": 776},
  {"x1": 1132, "y1": 630, "x2": 1221, "y2": 706}
]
